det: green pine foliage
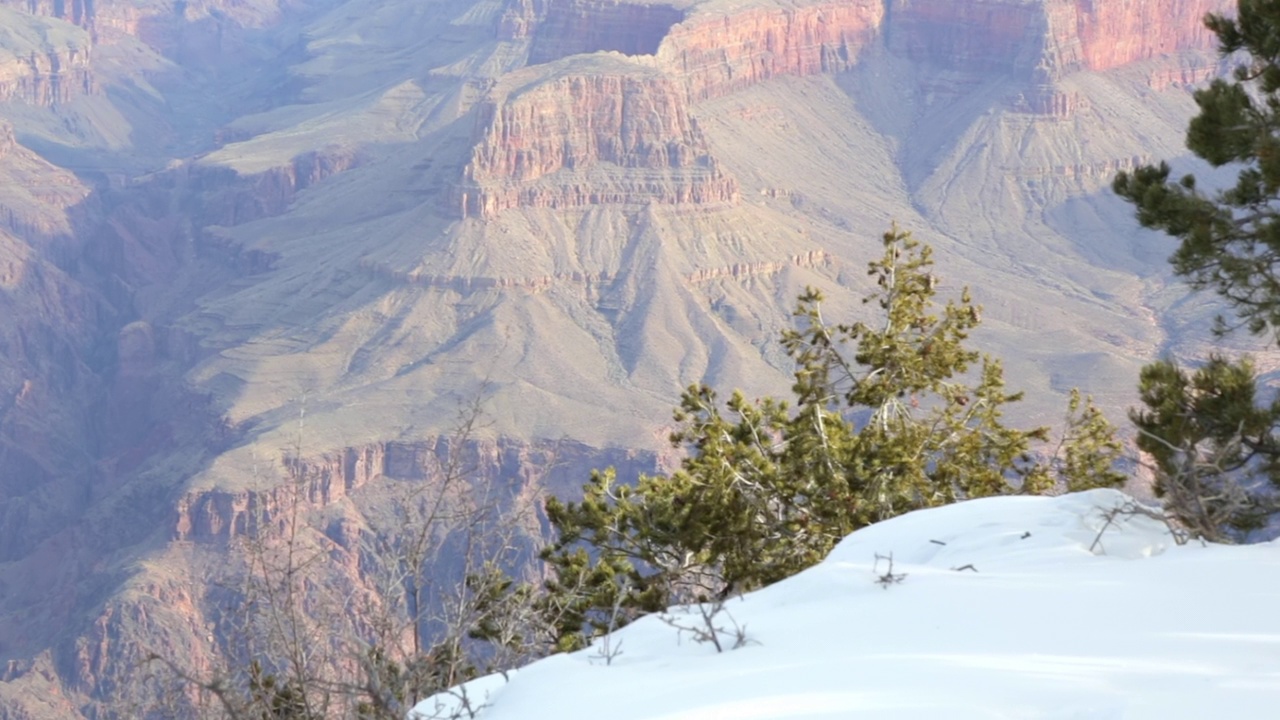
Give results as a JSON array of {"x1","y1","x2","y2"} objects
[
  {"x1": 539, "y1": 227, "x2": 1125, "y2": 651},
  {"x1": 1130, "y1": 356, "x2": 1280, "y2": 539},
  {"x1": 1113, "y1": 0, "x2": 1280, "y2": 339},
  {"x1": 1057, "y1": 388, "x2": 1129, "y2": 492},
  {"x1": 1112, "y1": 0, "x2": 1280, "y2": 539}
]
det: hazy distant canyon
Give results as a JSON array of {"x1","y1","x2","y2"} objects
[{"x1": 0, "y1": 0, "x2": 1248, "y2": 715}]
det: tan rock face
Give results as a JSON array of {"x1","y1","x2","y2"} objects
[
  {"x1": 0, "y1": 7, "x2": 94, "y2": 106},
  {"x1": 0, "y1": 48, "x2": 93, "y2": 105},
  {"x1": 658, "y1": 0, "x2": 885, "y2": 101},
  {"x1": 458, "y1": 70, "x2": 738, "y2": 218},
  {"x1": 468, "y1": 0, "x2": 1228, "y2": 218},
  {"x1": 1060, "y1": 0, "x2": 1225, "y2": 73}
]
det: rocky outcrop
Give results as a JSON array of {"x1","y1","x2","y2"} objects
[
  {"x1": 686, "y1": 249, "x2": 831, "y2": 284},
  {"x1": 1049, "y1": 0, "x2": 1228, "y2": 74},
  {"x1": 456, "y1": 69, "x2": 737, "y2": 218},
  {"x1": 0, "y1": 9, "x2": 94, "y2": 105},
  {"x1": 656, "y1": 0, "x2": 884, "y2": 101},
  {"x1": 172, "y1": 438, "x2": 661, "y2": 542},
  {"x1": 172, "y1": 444, "x2": 388, "y2": 541},
  {"x1": 188, "y1": 147, "x2": 362, "y2": 227}
]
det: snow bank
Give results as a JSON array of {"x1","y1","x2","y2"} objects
[{"x1": 412, "y1": 490, "x2": 1280, "y2": 719}]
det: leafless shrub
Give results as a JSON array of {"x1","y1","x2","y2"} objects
[
  {"x1": 1087, "y1": 497, "x2": 1182, "y2": 555},
  {"x1": 588, "y1": 584, "x2": 629, "y2": 666},
  {"x1": 1134, "y1": 427, "x2": 1275, "y2": 544},
  {"x1": 658, "y1": 594, "x2": 755, "y2": 653},
  {"x1": 141, "y1": 395, "x2": 551, "y2": 719},
  {"x1": 872, "y1": 552, "x2": 906, "y2": 589}
]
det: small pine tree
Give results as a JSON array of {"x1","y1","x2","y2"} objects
[
  {"x1": 539, "y1": 227, "x2": 1125, "y2": 650},
  {"x1": 1131, "y1": 356, "x2": 1280, "y2": 541},
  {"x1": 1056, "y1": 388, "x2": 1129, "y2": 492}
]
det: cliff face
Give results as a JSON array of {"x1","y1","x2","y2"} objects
[
  {"x1": 887, "y1": 0, "x2": 1227, "y2": 77},
  {"x1": 468, "y1": 0, "x2": 1228, "y2": 218},
  {"x1": 1053, "y1": 0, "x2": 1226, "y2": 73},
  {"x1": 657, "y1": 0, "x2": 885, "y2": 101},
  {"x1": 0, "y1": 9, "x2": 94, "y2": 106},
  {"x1": 0, "y1": 48, "x2": 93, "y2": 105},
  {"x1": 173, "y1": 438, "x2": 660, "y2": 543},
  {"x1": 457, "y1": 70, "x2": 738, "y2": 218}
]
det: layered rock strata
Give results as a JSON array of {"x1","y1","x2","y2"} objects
[
  {"x1": 457, "y1": 68, "x2": 737, "y2": 218},
  {"x1": 0, "y1": 9, "x2": 93, "y2": 105},
  {"x1": 657, "y1": 0, "x2": 885, "y2": 101},
  {"x1": 468, "y1": 0, "x2": 1229, "y2": 218},
  {"x1": 173, "y1": 439, "x2": 661, "y2": 543},
  {"x1": 1046, "y1": 0, "x2": 1226, "y2": 73}
]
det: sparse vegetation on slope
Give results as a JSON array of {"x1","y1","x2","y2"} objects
[{"x1": 539, "y1": 226, "x2": 1126, "y2": 651}]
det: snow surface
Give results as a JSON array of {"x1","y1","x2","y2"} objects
[{"x1": 411, "y1": 490, "x2": 1280, "y2": 719}]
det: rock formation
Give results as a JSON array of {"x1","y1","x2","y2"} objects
[
  {"x1": 457, "y1": 65, "x2": 738, "y2": 218},
  {"x1": 464, "y1": 0, "x2": 1229, "y2": 218},
  {"x1": 656, "y1": 0, "x2": 885, "y2": 100},
  {"x1": 0, "y1": 8, "x2": 93, "y2": 105}
]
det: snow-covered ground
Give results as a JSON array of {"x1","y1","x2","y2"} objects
[{"x1": 412, "y1": 490, "x2": 1280, "y2": 719}]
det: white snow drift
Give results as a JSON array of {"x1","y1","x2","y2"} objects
[{"x1": 412, "y1": 489, "x2": 1280, "y2": 720}]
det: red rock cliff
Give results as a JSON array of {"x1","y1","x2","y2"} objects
[
  {"x1": 467, "y1": 0, "x2": 1229, "y2": 217},
  {"x1": 656, "y1": 0, "x2": 885, "y2": 101},
  {"x1": 1051, "y1": 0, "x2": 1229, "y2": 73},
  {"x1": 457, "y1": 68, "x2": 738, "y2": 218}
]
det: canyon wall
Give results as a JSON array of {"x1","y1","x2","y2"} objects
[
  {"x1": 457, "y1": 70, "x2": 738, "y2": 218},
  {"x1": 887, "y1": 0, "x2": 1229, "y2": 76},
  {"x1": 0, "y1": 47, "x2": 93, "y2": 105},
  {"x1": 1049, "y1": 0, "x2": 1227, "y2": 74},
  {"x1": 465, "y1": 0, "x2": 1231, "y2": 217},
  {"x1": 0, "y1": 8, "x2": 93, "y2": 106},
  {"x1": 173, "y1": 438, "x2": 660, "y2": 543},
  {"x1": 655, "y1": 0, "x2": 885, "y2": 101}
]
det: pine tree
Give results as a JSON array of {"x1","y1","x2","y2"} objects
[
  {"x1": 1114, "y1": 0, "x2": 1280, "y2": 339},
  {"x1": 1112, "y1": 0, "x2": 1280, "y2": 538},
  {"x1": 539, "y1": 227, "x2": 1124, "y2": 650},
  {"x1": 1130, "y1": 356, "x2": 1280, "y2": 540}
]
